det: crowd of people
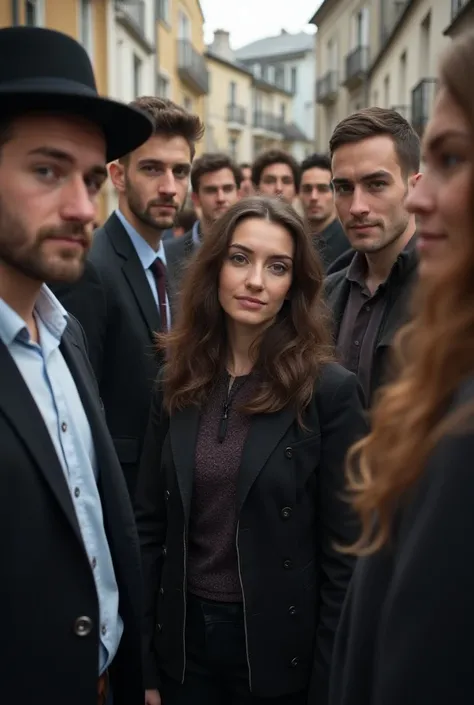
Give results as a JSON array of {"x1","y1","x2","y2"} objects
[{"x1": 1, "y1": 20, "x2": 474, "y2": 705}]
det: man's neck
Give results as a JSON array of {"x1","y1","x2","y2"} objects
[
  {"x1": 0, "y1": 262, "x2": 41, "y2": 341},
  {"x1": 118, "y1": 204, "x2": 164, "y2": 252},
  {"x1": 309, "y1": 213, "x2": 336, "y2": 236},
  {"x1": 364, "y1": 221, "x2": 416, "y2": 294}
]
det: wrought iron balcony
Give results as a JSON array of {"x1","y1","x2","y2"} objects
[
  {"x1": 227, "y1": 104, "x2": 246, "y2": 126},
  {"x1": 411, "y1": 78, "x2": 437, "y2": 136},
  {"x1": 177, "y1": 39, "x2": 209, "y2": 95},
  {"x1": 252, "y1": 111, "x2": 284, "y2": 134},
  {"x1": 316, "y1": 71, "x2": 339, "y2": 104},
  {"x1": 344, "y1": 46, "x2": 369, "y2": 88},
  {"x1": 391, "y1": 105, "x2": 411, "y2": 121}
]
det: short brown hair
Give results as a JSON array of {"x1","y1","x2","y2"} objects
[
  {"x1": 329, "y1": 107, "x2": 420, "y2": 176},
  {"x1": 190, "y1": 152, "x2": 242, "y2": 193},
  {"x1": 252, "y1": 148, "x2": 301, "y2": 190},
  {"x1": 121, "y1": 96, "x2": 204, "y2": 161}
]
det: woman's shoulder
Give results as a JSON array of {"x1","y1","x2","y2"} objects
[{"x1": 315, "y1": 361, "x2": 360, "y2": 398}]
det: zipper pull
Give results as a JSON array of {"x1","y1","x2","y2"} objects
[{"x1": 218, "y1": 403, "x2": 229, "y2": 443}]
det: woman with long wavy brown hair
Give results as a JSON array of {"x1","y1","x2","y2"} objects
[
  {"x1": 329, "y1": 30, "x2": 474, "y2": 705},
  {"x1": 135, "y1": 196, "x2": 367, "y2": 705}
]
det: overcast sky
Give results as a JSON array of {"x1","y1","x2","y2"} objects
[{"x1": 200, "y1": 0, "x2": 321, "y2": 49}]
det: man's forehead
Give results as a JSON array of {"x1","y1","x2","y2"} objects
[
  {"x1": 301, "y1": 167, "x2": 332, "y2": 183},
  {"x1": 133, "y1": 133, "x2": 191, "y2": 164},
  {"x1": 262, "y1": 162, "x2": 293, "y2": 176}
]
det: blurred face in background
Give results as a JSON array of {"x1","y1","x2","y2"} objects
[
  {"x1": 332, "y1": 135, "x2": 417, "y2": 254},
  {"x1": 299, "y1": 167, "x2": 336, "y2": 232},
  {"x1": 257, "y1": 162, "x2": 296, "y2": 204},
  {"x1": 110, "y1": 134, "x2": 191, "y2": 237},
  {"x1": 405, "y1": 87, "x2": 471, "y2": 279},
  {"x1": 192, "y1": 168, "x2": 239, "y2": 230},
  {"x1": 239, "y1": 166, "x2": 254, "y2": 198}
]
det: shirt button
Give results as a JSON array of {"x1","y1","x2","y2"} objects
[
  {"x1": 91, "y1": 557, "x2": 97, "y2": 569},
  {"x1": 101, "y1": 624, "x2": 107, "y2": 636},
  {"x1": 283, "y1": 559, "x2": 293, "y2": 570},
  {"x1": 281, "y1": 506, "x2": 292, "y2": 520},
  {"x1": 61, "y1": 421, "x2": 68, "y2": 432},
  {"x1": 74, "y1": 487, "x2": 80, "y2": 498},
  {"x1": 284, "y1": 447, "x2": 293, "y2": 459},
  {"x1": 290, "y1": 657, "x2": 300, "y2": 668},
  {"x1": 354, "y1": 340, "x2": 360, "y2": 347},
  {"x1": 365, "y1": 305, "x2": 371, "y2": 312}
]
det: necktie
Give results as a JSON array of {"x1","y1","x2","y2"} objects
[{"x1": 149, "y1": 258, "x2": 169, "y2": 331}]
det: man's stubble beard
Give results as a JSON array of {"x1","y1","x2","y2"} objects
[{"x1": 125, "y1": 177, "x2": 182, "y2": 232}]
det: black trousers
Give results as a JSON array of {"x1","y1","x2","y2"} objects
[{"x1": 160, "y1": 594, "x2": 307, "y2": 705}]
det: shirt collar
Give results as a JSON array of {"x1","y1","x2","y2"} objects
[
  {"x1": 115, "y1": 209, "x2": 167, "y2": 268},
  {"x1": 346, "y1": 234, "x2": 417, "y2": 287},
  {"x1": 0, "y1": 285, "x2": 68, "y2": 347}
]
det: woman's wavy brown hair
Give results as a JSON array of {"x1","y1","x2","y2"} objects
[
  {"x1": 345, "y1": 31, "x2": 474, "y2": 556},
  {"x1": 159, "y1": 196, "x2": 333, "y2": 419}
]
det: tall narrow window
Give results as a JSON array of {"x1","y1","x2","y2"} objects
[
  {"x1": 25, "y1": 0, "x2": 44, "y2": 26},
  {"x1": 133, "y1": 54, "x2": 142, "y2": 98},
  {"x1": 79, "y1": 0, "x2": 94, "y2": 57}
]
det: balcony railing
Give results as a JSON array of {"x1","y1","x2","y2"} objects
[
  {"x1": 227, "y1": 104, "x2": 246, "y2": 125},
  {"x1": 177, "y1": 39, "x2": 209, "y2": 95},
  {"x1": 252, "y1": 111, "x2": 284, "y2": 133},
  {"x1": 115, "y1": 0, "x2": 146, "y2": 37},
  {"x1": 344, "y1": 46, "x2": 369, "y2": 87},
  {"x1": 316, "y1": 71, "x2": 339, "y2": 104},
  {"x1": 391, "y1": 105, "x2": 411, "y2": 121},
  {"x1": 411, "y1": 78, "x2": 437, "y2": 136}
]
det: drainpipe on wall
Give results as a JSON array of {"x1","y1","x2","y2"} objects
[{"x1": 11, "y1": 0, "x2": 19, "y2": 26}]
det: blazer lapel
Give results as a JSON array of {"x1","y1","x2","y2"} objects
[
  {"x1": 169, "y1": 404, "x2": 200, "y2": 526},
  {"x1": 105, "y1": 214, "x2": 161, "y2": 337},
  {"x1": 236, "y1": 406, "x2": 295, "y2": 513},
  {"x1": 0, "y1": 341, "x2": 82, "y2": 543}
]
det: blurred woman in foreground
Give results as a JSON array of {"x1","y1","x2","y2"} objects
[{"x1": 330, "y1": 30, "x2": 474, "y2": 705}]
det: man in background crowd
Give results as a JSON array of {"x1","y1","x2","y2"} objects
[
  {"x1": 252, "y1": 148, "x2": 300, "y2": 205},
  {"x1": 325, "y1": 107, "x2": 420, "y2": 406},
  {"x1": 166, "y1": 152, "x2": 241, "y2": 274},
  {"x1": 53, "y1": 97, "x2": 204, "y2": 497},
  {"x1": 239, "y1": 162, "x2": 254, "y2": 197},
  {"x1": 173, "y1": 207, "x2": 198, "y2": 238},
  {"x1": 299, "y1": 153, "x2": 350, "y2": 271}
]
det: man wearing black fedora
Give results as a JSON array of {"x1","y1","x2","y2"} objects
[{"x1": 0, "y1": 26, "x2": 153, "y2": 705}]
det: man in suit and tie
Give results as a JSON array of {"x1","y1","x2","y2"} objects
[
  {"x1": 53, "y1": 97, "x2": 204, "y2": 497},
  {"x1": 0, "y1": 26, "x2": 154, "y2": 705}
]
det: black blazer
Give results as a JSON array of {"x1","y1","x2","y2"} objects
[
  {"x1": 324, "y1": 242, "x2": 418, "y2": 403},
  {"x1": 51, "y1": 213, "x2": 176, "y2": 497},
  {"x1": 330, "y1": 377, "x2": 474, "y2": 705},
  {"x1": 164, "y1": 227, "x2": 198, "y2": 296},
  {"x1": 0, "y1": 316, "x2": 143, "y2": 705},
  {"x1": 135, "y1": 362, "x2": 368, "y2": 700}
]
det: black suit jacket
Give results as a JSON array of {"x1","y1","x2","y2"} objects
[
  {"x1": 0, "y1": 316, "x2": 143, "y2": 705},
  {"x1": 135, "y1": 362, "x2": 367, "y2": 700},
  {"x1": 164, "y1": 227, "x2": 198, "y2": 299},
  {"x1": 51, "y1": 213, "x2": 176, "y2": 496},
  {"x1": 330, "y1": 377, "x2": 474, "y2": 705}
]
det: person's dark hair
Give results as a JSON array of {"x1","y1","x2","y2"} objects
[
  {"x1": 329, "y1": 107, "x2": 420, "y2": 176},
  {"x1": 252, "y1": 149, "x2": 301, "y2": 190},
  {"x1": 190, "y1": 152, "x2": 242, "y2": 193},
  {"x1": 174, "y1": 207, "x2": 197, "y2": 232},
  {"x1": 120, "y1": 96, "x2": 204, "y2": 162},
  {"x1": 240, "y1": 162, "x2": 251, "y2": 170},
  {"x1": 158, "y1": 196, "x2": 333, "y2": 420},
  {"x1": 300, "y1": 153, "x2": 332, "y2": 176}
]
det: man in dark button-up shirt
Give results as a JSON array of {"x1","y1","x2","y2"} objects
[
  {"x1": 325, "y1": 108, "x2": 421, "y2": 405},
  {"x1": 299, "y1": 153, "x2": 351, "y2": 272}
]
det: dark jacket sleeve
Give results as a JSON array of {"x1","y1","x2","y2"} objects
[
  {"x1": 310, "y1": 371, "x2": 368, "y2": 704},
  {"x1": 134, "y1": 382, "x2": 169, "y2": 690},
  {"x1": 51, "y1": 260, "x2": 107, "y2": 382},
  {"x1": 372, "y1": 428, "x2": 474, "y2": 705}
]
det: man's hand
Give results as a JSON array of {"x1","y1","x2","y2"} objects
[{"x1": 145, "y1": 688, "x2": 161, "y2": 705}]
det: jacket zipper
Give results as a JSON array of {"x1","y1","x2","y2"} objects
[
  {"x1": 236, "y1": 520, "x2": 253, "y2": 691},
  {"x1": 218, "y1": 375, "x2": 248, "y2": 443}
]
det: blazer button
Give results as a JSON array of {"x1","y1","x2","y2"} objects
[
  {"x1": 283, "y1": 559, "x2": 293, "y2": 570},
  {"x1": 290, "y1": 657, "x2": 300, "y2": 668},
  {"x1": 165, "y1": 490, "x2": 170, "y2": 501},
  {"x1": 281, "y1": 506, "x2": 292, "y2": 520},
  {"x1": 284, "y1": 446, "x2": 293, "y2": 459},
  {"x1": 74, "y1": 616, "x2": 93, "y2": 637},
  {"x1": 288, "y1": 605, "x2": 297, "y2": 616}
]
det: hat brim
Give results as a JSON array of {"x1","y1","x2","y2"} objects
[{"x1": 0, "y1": 89, "x2": 154, "y2": 162}]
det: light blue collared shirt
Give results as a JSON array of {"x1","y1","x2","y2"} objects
[
  {"x1": 192, "y1": 219, "x2": 201, "y2": 249},
  {"x1": 115, "y1": 208, "x2": 171, "y2": 324},
  {"x1": 0, "y1": 286, "x2": 123, "y2": 675}
]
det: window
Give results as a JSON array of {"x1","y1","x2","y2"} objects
[
  {"x1": 275, "y1": 65, "x2": 285, "y2": 89},
  {"x1": 419, "y1": 12, "x2": 431, "y2": 77},
  {"x1": 252, "y1": 63, "x2": 262, "y2": 78},
  {"x1": 326, "y1": 38, "x2": 338, "y2": 71},
  {"x1": 157, "y1": 0, "x2": 170, "y2": 24},
  {"x1": 228, "y1": 136, "x2": 238, "y2": 161},
  {"x1": 157, "y1": 74, "x2": 170, "y2": 98},
  {"x1": 178, "y1": 10, "x2": 190, "y2": 40},
  {"x1": 25, "y1": 0, "x2": 43, "y2": 26},
  {"x1": 267, "y1": 65, "x2": 275, "y2": 84},
  {"x1": 280, "y1": 102, "x2": 286, "y2": 123},
  {"x1": 398, "y1": 51, "x2": 407, "y2": 104},
  {"x1": 79, "y1": 0, "x2": 93, "y2": 57},
  {"x1": 352, "y1": 6, "x2": 369, "y2": 47},
  {"x1": 291, "y1": 67, "x2": 298, "y2": 92},
  {"x1": 229, "y1": 81, "x2": 237, "y2": 105},
  {"x1": 133, "y1": 54, "x2": 142, "y2": 98}
]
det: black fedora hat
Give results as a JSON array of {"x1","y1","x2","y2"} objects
[{"x1": 0, "y1": 26, "x2": 154, "y2": 162}]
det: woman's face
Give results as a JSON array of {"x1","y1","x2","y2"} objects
[
  {"x1": 405, "y1": 87, "x2": 472, "y2": 278},
  {"x1": 218, "y1": 216, "x2": 294, "y2": 332}
]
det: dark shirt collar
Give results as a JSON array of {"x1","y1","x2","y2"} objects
[{"x1": 346, "y1": 233, "x2": 418, "y2": 288}]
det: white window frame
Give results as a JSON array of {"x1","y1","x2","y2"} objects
[
  {"x1": 25, "y1": 0, "x2": 44, "y2": 27},
  {"x1": 178, "y1": 8, "x2": 191, "y2": 40},
  {"x1": 78, "y1": 0, "x2": 94, "y2": 59},
  {"x1": 157, "y1": 72, "x2": 171, "y2": 99}
]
